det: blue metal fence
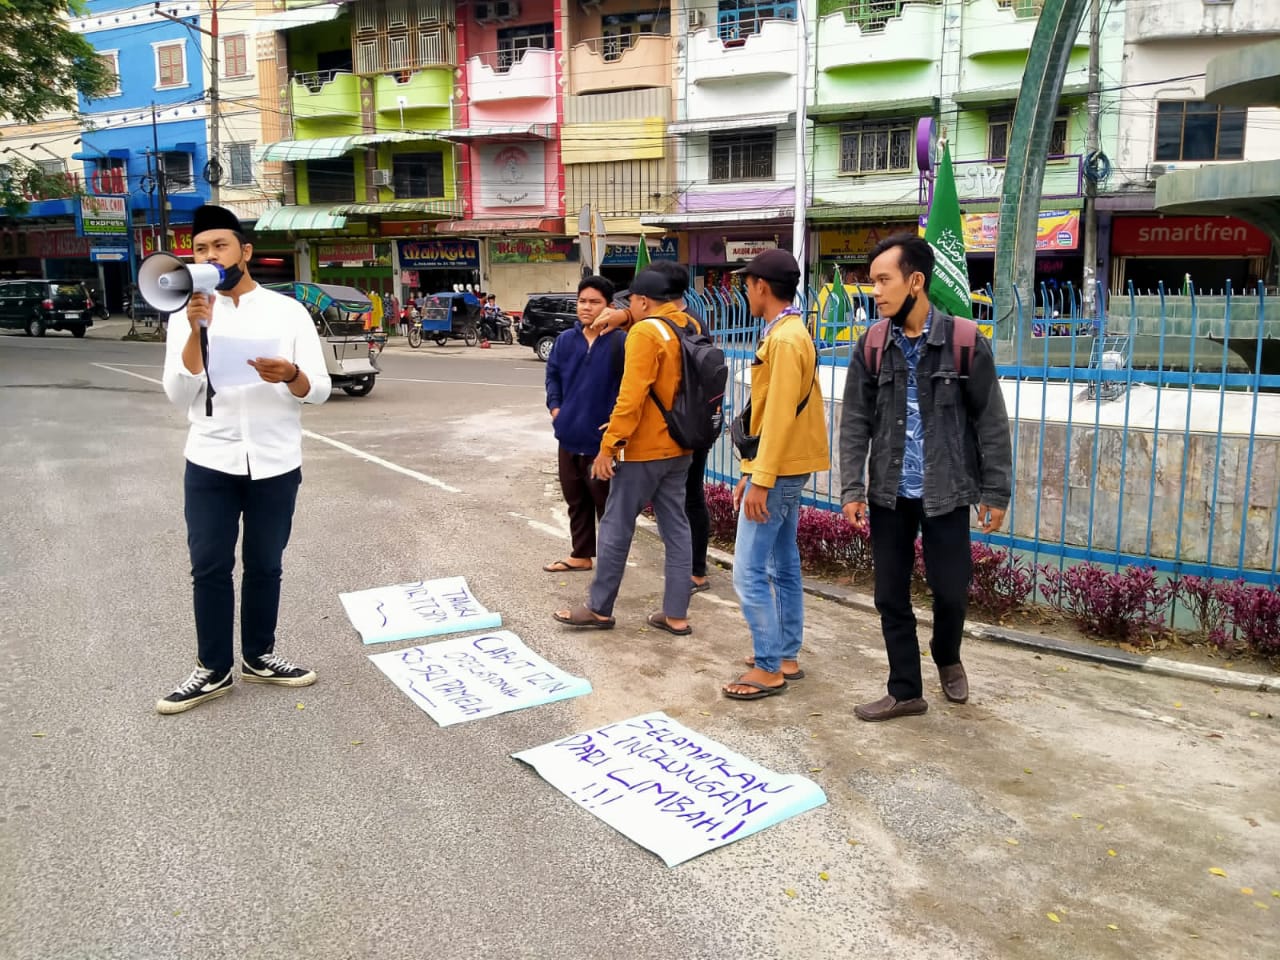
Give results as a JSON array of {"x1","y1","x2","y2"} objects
[{"x1": 688, "y1": 280, "x2": 1280, "y2": 588}]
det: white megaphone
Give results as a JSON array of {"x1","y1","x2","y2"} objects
[{"x1": 137, "y1": 251, "x2": 225, "y2": 314}]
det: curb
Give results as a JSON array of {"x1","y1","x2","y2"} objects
[{"x1": 639, "y1": 520, "x2": 1280, "y2": 694}]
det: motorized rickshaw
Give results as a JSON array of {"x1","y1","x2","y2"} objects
[
  {"x1": 268, "y1": 282, "x2": 380, "y2": 397},
  {"x1": 408, "y1": 291, "x2": 481, "y2": 348}
]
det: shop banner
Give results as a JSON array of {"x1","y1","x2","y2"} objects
[
  {"x1": 1110, "y1": 216, "x2": 1272, "y2": 258},
  {"x1": 817, "y1": 224, "x2": 916, "y2": 258},
  {"x1": 602, "y1": 236, "x2": 679, "y2": 267},
  {"x1": 724, "y1": 240, "x2": 776, "y2": 261},
  {"x1": 919, "y1": 210, "x2": 1079, "y2": 253},
  {"x1": 477, "y1": 142, "x2": 547, "y2": 210},
  {"x1": 316, "y1": 241, "x2": 376, "y2": 263},
  {"x1": 139, "y1": 227, "x2": 193, "y2": 258},
  {"x1": 398, "y1": 238, "x2": 480, "y2": 270},
  {"x1": 77, "y1": 196, "x2": 127, "y2": 237},
  {"x1": 490, "y1": 237, "x2": 578, "y2": 264}
]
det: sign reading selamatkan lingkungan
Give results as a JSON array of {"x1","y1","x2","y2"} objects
[
  {"x1": 368, "y1": 631, "x2": 592, "y2": 727},
  {"x1": 339, "y1": 576, "x2": 501, "y2": 645},
  {"x1": 513, "y1": 712, "x2": 828, "y2": 867}
]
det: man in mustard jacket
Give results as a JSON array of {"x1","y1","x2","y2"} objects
[
  {"x1": 723, "y1": 249, "x2": 830, "y2": 700},
  {"x1": 553, "y1": 266, "x2": 698, "y2": 635}
]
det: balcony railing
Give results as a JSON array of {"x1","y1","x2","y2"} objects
[
  {"x1": 818, "y1": 0, "x2": 940, "y2": 33},
  {"x1": 576, "y1": 33, "x2": 669, "y2": 64},
  {"x1": 470, "y1": 46, "x2": 550, "y2": 74},
  {"x1": 292, "y1": 69, "x2": 351, "y2": 94}
]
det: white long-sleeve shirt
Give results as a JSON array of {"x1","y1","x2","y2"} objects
[{"x1": 162, "y1": 283, "x2": 331, "y2": 478}]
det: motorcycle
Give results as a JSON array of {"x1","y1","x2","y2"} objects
[{"x1": 479, "y1": 309, "x2": 513, "y2": 344}]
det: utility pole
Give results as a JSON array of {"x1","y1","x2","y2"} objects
[
  {"x1": 791, "y1": 0, "x2": 808, "y2": 282},
  {"x1": 1082, "y1": 0, "x2": 1101, "y2": 317},
  {"x1": 152, "y1": 102, "x2": 171, "y2": 251},
  {"x1": 154, "y1": 0, "x2": 220, "y2": 204}
]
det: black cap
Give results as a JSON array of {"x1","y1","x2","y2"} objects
[
  {"x1": 629, "y1": 266, "x2": 679, "y2": 300},
  {"x1": 192, "y1": 204, "x2": 244, "y2": 238},
  {"x1": 734, "y1": 248, "x2": 801, "y2": 285}
]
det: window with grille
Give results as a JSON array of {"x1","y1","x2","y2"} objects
[
  {"x1": 227, "y1": 143, "x2": 254, "y2": 186},
  {"x1": 35, "y1": 159, "x2": 64, "y2": 177},
  {"x1": 392, "y1": 152, "x2": 445, "y2": 198},
  {"x1": 988, "y1": 108, "x2": 1069, "y2": 160},
  {"x1": 306, "y1": 159, "x2": 356, "y2": 203},
  {"x1": 161, "y1": 152, "x2": 194, "y2": 191},
  {"x1": 1155, "y1": 100, "x2": 1246, "y2": 162},
  {"x1": 709, "y1": 131, "x2": 775, "y2": 182},
  {"x1": 716, "y1": 1, "x2": 796, "y2": 42},
  {"x1": 351, "y1": 0, "x2": 455, "y2": 72},
  {"x1": 839, "y1": 121, "x2": 913, "y2": 174},
  {"x1": 996, "y1": 0, "x2": 1044, "y2": 15},
  {"x1": 496, "y1": 23, "x2": 554, "y2": 71},
  {"x1": 155, "y1": 43, "x2": 186, "y2": 88},
  {"x1": 223, "y1": 34, "x2": 248, "y2": 78},
  {"x1": 98, "y1": 51, "x2": 121, "y2": 95}
]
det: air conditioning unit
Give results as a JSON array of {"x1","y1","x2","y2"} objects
[
  {"x1": 1145, "y1": 163, "x2": 1169, "y2": 184},
  {"x1": 474, "y1": 1, "x2": 493, "y2": 22},
  {"x1": 687, "y1": 9, "x2": 706, "y2": 29},
  {"x1": 372, "y1": 169, "x2": 394, "y2": 188},
  {"x1": 493, "y1": 0, "x2": 519, "y2": 20}
]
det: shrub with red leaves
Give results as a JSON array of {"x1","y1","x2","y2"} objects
[
  {"x1": 1039, "y1": 562, "x2": 1173, "y2": 640},
  {"x1": 968, "y1": 543, "x2": 1035, "y2": 618}
]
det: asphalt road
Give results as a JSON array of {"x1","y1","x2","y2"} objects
[{"x1": 2, "y1": 326, "x2": 1278, "y2": 960}]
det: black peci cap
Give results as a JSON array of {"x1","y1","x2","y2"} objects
[
  {"x1": 629, "y1": 266, "x2": 680, "y2": 300},
  {"x1": 192, "y1": 204, "x2": 244, "y2": 238},
  {"x1": 734, "y1": 247, "x2": 801, "y2": 285}
]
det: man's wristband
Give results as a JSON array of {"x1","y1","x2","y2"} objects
[{"x1": 284, "y1": 364, "x2": 301, "y2": 385}]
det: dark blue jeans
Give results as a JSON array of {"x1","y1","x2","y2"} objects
[{"x1": 184, "y1": 461, "x2": 301, "y2": 674}]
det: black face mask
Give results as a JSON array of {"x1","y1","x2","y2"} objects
[
  {"x1": 215, "y1": 262, "x2": 243, "y2": 292},
  {"x1": 889, "y1": 291, "x2": 917, "y2": 328}
]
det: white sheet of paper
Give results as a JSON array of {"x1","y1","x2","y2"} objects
[
  {"x1": 513, "y1": 712, "x2": 828, "y2": 867},
  {"x1": 339, "y1": 576, "x2": 502, "y2": 645},
  {"x1": 368, "y1": 630, "x2": 592, "y2": 727},
  {"x1": 206, "y1": 336, "x2": 282, "y2": 389}
]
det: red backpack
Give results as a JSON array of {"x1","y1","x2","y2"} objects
[{"x1": 862, "y1": 316, "x2": 979, "y2": 377}]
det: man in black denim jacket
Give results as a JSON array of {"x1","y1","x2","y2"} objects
[{"x1": 840, "y1": 235, "x2": 1012, "y2": 722}]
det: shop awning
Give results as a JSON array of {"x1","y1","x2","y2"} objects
[
  {"x1": 257, "y1": 3, "x2": 346, "y2": 33},
  {"x1": 332, "y1": 200, "x2": 463, "y2": 217},
  {"x1": 254, "y1": 204, "x2": 347, "y2": 232},
  {"x1": 641, "y1": 208, "x2": 793, "y2": 228},
  {"x1": 256, "y1": 133, "x2": 440, "y2": 163},
  {"x1": 435, "y1": 124, "x2": 555, "y2": 141},
  {"x1": 807, "y1": 202, "x2": 926, "y2": 222},
  {"x1": 667, "y1": 113, "x2": 792, "y2": 135},
  {"x1": 951, "y1": 82, "x2": 1089, "y2": 108},
  {"x1": 435, "y1": 217, "x2": 564, "y2": 234},
  {"x1": 808, "y1": 97, "x2": 939, "y2": 124}
]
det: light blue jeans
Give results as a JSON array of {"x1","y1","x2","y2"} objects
[{"x1": 732, "y1": 474, "x2": 809, "y2": 674}]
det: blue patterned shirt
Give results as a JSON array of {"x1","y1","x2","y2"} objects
[{"x1": 891, "y1": 312, "x2": 932, "y2": 500}]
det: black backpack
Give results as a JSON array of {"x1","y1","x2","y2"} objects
[{"x1": 645, "y1": 315, "x2": 728, "y2": 450}]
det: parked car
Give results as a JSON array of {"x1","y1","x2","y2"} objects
[
  {"x1": 517, "y1": 292, "x2": 578, "y2": 361},
  {"x1": 0, "y1": 279, "x2": 95, "y2": 337}
]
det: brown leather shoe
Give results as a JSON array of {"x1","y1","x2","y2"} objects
[
  {"x1": 854, "y1": 694, "x2": 929, "y2": 722},
  {"x1": 938, "y1": 663, "x2": 969, "y2": 703}
]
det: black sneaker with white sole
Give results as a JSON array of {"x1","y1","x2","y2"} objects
[
  {"x1": 156, "y1": 666, "x2": 233, "y2": 715},
  {"x1": 242, "y1": 653, "x2": 317, "y2": 687}
]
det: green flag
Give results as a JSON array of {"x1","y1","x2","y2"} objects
[
  {"x1": 923, "y1": 142, "x2": 972, "y2": 320},
  {"x1": 824, "y1": 263, "x2": 853, "y2": 338},
  {"x1": 635, "y1": 233, "x2": 651, "y2": 273}
]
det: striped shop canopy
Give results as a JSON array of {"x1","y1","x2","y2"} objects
[{"x1": 256, "y1": 132, "x2": 443, "y2": 163}]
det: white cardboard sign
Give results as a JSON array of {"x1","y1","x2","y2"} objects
[
  {"x1": 339, "y1": 577, "x2": 501, "y2": 645},
  {"x1": 368, "y1": 630, "x2": 592, "y2": 727},
  {"x1": 513, "y1": 712, "x2": 827, "y2": 867}
]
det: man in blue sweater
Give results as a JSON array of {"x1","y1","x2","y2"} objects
[{"x1": 543, "y1": 275, "x2": 626, "y2": 573}]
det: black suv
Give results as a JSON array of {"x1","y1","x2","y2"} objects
[
  {"x1": 517, "y1": 293, "x2": 578, "y2": 362},
  {"x1": 0, "y1": 279, "x2": 94, "y2": 337}
]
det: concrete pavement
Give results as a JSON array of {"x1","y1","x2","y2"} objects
[{"x1": 1, "y1": 332, "x2": 1277, "y2": 960}]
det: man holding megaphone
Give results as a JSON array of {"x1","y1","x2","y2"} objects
[{"x1": 157, "y1": 204, "x2": 331, "y2": 715}]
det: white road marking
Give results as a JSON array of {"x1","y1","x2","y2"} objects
[
  {"x1": 301, "y1": 431, "x2": 462, "y2": 493},
  {"x1": 382, "y1": 376, "x2": 542, "y2": 389},
  {"x1": 92, "y1": 363, "x2": 164, "y2": 385},
  {"x1": 91, "y1": 362, "x2": 464, "y2": 494},
  {"x1": 508, "y1": 511, "x2": 565, "y2": 540},
  {"x1": 104, "y1": 362, "x2": 164, "y2": 368}
]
